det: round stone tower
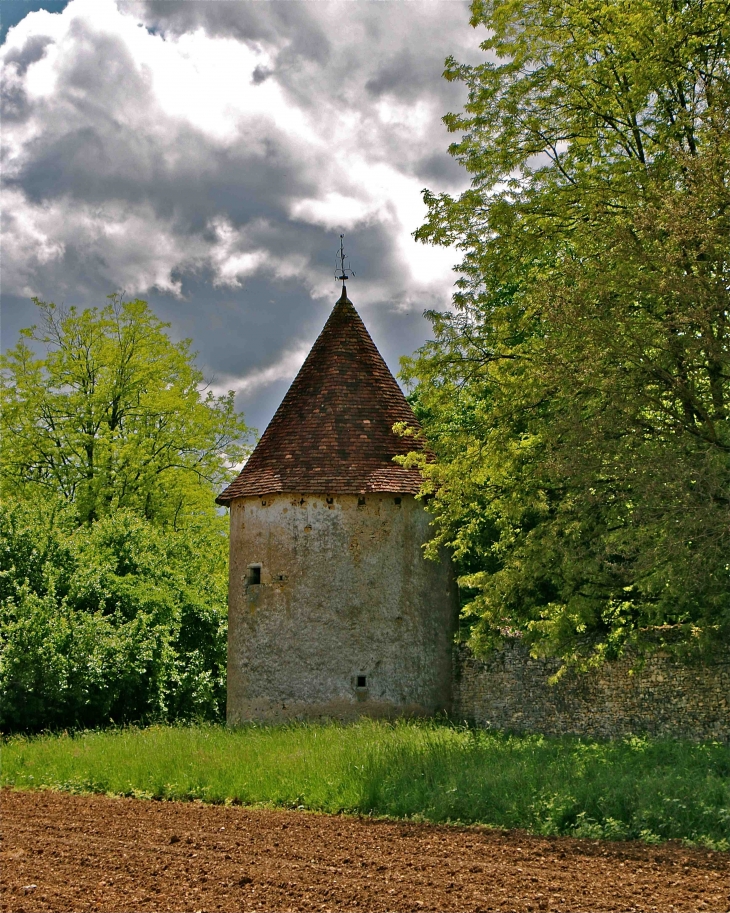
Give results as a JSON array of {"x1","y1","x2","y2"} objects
[{"x1": 216, "y1": 286, "x2": 458, "y2": 723}]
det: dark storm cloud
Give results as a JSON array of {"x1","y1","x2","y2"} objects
[
  {"x1": 1, "y1": 34, "x2": 52, "y2": 121},
  {"x1": 3, "y1": 31, "x2": 52, "y2": 74},
  {"x1": 4, "y1": 16, "x2": 311, "y2": 216},
  {"x1": 131, "y1": 1, "x2": 333, "y2": 64},
  {"x1": 2, "y1": 0, "x2": 483, "y2": 431}
]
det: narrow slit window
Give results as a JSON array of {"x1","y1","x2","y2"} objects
[
  {"x1": 247, "y1": 566, "x2": 261, "y2": 586},
  {"x1": 357, "y1": 675, "x2": 367, "y2": 689}
]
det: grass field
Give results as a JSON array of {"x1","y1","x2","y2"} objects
[{"x1": 3, "y1": 721, "x2": 729, "y2": 849}]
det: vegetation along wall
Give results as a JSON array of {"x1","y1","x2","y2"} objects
[{"x1": 453, "y1": 643, "x2": 730, "y2": 743}]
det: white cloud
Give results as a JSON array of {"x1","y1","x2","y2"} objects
[
  {"x1": 211, "y1": 343, "x2": 312, "y2": 398},
  {"x1": 290, "y1": 193, "x2": 380, "y2": 231},
  {"x1": 2, "y1": 189, "x2": 214, "y2": 297},
  {"x1": 207, "y1": 217, "x2": 269, "y2": 289}
]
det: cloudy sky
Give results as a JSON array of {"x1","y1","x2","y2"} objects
[{"x1": 1, "y1": 0, "x2": 484, "y2": 434}]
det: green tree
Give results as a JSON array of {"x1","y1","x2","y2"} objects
[
  {"x1": 0, "y1": 295, "x2": 249, "y2": 729},
  {"x1": 1, "y1": 295, "x2": 250, "y2": 526},
  {"x1": 403, "y1": 0, "x2": 730, "y2": 667}
]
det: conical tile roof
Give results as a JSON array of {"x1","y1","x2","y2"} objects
[{"x1": 216, "y1": 287, "x2": 426, "y2": 502}]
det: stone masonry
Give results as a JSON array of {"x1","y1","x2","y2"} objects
[
  {"x1": 454, "y1": 641, "x2": 730, "y2": 742},
  {"x1": 227, "y1": 492, "x2": 457, "y2": 723}
]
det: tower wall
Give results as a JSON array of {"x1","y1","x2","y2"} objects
[{"x1": 227, "y1": 492, "x2": 459, "y2": 723}]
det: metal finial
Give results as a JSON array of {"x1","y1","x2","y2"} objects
[{"x1": 335, "y1": 233, "x2": 354, "y2": 286}]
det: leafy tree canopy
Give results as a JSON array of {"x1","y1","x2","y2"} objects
[
  {"x1": 403, "y1": 0, "x2": 730, "y2": 668},
  {"x1": 1, "y1": 295, "x2": 250, "y2": 526}
]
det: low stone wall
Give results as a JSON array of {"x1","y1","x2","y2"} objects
[{"x1": 453, "y1": 641, "x2": 730, "y2": 742}]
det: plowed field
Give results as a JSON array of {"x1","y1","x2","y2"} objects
[{"x1": 2, "y1": 789, "x2": 728, "y2": 912}]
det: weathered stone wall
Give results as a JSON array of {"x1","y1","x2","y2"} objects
[
  {"x1": 454, "y1": 642, "x2": 730, "y2": 742},
  {"x1": 227, "y1": 493, "x2": 459, "y2": 723}
]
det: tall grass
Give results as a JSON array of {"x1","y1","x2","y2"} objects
[{"x1": 3, "y1": 721, "x2": 729, "y2": 848}]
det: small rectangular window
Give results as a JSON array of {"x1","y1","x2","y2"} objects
[
  {"x1": 247, "y1": 566, "x2": 261, "y2": 585},
  {"x1": 356, "y1": 675, "x2": 367, "y2": 689}
]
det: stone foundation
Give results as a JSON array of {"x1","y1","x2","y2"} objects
[{"x1": 453, "y1": 641, "x2": 730, "y2": 742}]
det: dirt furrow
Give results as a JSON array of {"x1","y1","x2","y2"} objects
[{"x1": 1, "y1": 789, "x2": 728, "y2": 912}]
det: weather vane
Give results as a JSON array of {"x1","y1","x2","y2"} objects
[{"x1": 335, "y1": 234, "x2": 354, "y2": 286}]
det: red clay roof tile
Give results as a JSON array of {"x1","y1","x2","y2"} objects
[{"x1": 216, "y1": 287, "x2": 426, "y2": 502}]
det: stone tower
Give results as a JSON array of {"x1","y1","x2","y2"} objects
[{"x1": 217, "y1": 286, "x2": 458, "y2": 723}]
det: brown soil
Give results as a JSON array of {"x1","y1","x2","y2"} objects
[{"x1": 1, "y1": 789, "x2": 728, "y2": 913}]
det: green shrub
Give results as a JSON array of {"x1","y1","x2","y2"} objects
[{"x1": 0, "y1": 499, "x2": 227, "y2": 731}]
